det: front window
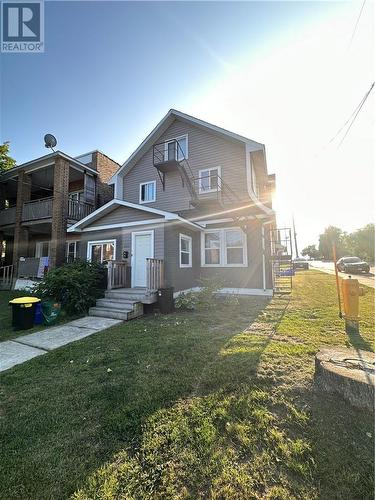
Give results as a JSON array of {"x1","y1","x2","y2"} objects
[
  {"x1": 202, "y1": 228, "x2": 247, "y2": 267},
  {"x1": 199, "y1": 167, "x2": 221, "y2": 194},
  {"x1": 139, "y1": 181, "x2": 156, "y2": 203},
  {"x1": 88, "y1": 240, "x2": 115, "y2": 263},
  {"x1": 66, "y1": 241, "x2": 80, "y2": 263},
  {"x1": 179, "y1": 234, "x2": 192, "y2": 268},
  {"x1": 35, "y1": 241, "x2": 50, "y2": 258}
]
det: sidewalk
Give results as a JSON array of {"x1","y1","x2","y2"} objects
[{"x1": 0, "y1": 317, "x2": 122, "y2": 373}]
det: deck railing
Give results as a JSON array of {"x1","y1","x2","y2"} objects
[
  {"x1": 22, "y1": 197, "x2": 53, "y2": 221},
  {"x1": 146, "y1": 258, "x2": 165, "y2": 292},
  {"x1": 0, "y1": 206, "x2": 16, "y2": 226},
  {"x1": 68, "y1": 199, "x2": 94, "y2": 221},
  {"x1": 107, "y1": 261, "x2": 129, "y2": 290},
  {"x1": 0, "y1": 264, "x2": 14, "y2": 290}
]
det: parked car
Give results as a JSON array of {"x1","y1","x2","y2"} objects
[
  {"x1": 336, "y1": 257, "x2": 370, "y2": 274},
  {"x1": 293, "y1": 257, "x2": 309, "y2": 270}
]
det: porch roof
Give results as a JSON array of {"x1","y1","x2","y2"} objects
[
  {"x1": 0, "y1": 151, "x2": 98, "y2": 181},
  {"x1": 67, "y1": 199, "x2": 204, "y2": 233}
]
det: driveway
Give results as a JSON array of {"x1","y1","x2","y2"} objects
[{"x1": 309, "y1": 260, "x2": 375, "y2": 289}]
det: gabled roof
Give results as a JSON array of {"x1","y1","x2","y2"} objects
[
  {"x1": 67, "y1": 198, "x2": 203, "y2": 232},
  {"x1": 110, "y1": 109, "x2": 265, "y2": 181}
]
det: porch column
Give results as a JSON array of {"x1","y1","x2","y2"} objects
[
  {"x1": 12, "y1": 170, "x2": 31, "y2": 266},
  {"x1": 49, "y1": 157, "x2": 70, "y2": 269}
]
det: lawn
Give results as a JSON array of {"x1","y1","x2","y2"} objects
[
  {"x1": 0, "y1": 270, "x2": 373, "y2": 499},
  {"x1": 0, "y1": 290, "x2": 81, "y2": 342}
]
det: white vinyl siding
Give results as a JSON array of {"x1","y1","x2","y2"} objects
[
  {"x1": 179, "y1": 233, "x2": 192, "y2": 268},
  {"x1": 201, "y1": 228, "x2": 247, "y2": 267},
  {"x1": 198, "y1": 166, "x2": 221, "y2": 194},
  {"x1": 139, "y1": 181, "x2": 156, "y2": 204}
]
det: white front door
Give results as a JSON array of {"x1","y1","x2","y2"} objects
[{"x1": 132, "y1": 231, "x2": 154, "y2": 287}]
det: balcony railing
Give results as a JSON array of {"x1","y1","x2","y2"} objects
[
  {"x1": 0, "y1": 206, "x2": 16, "y2": 226},
  {"x1": 68, "y1": 199, "x2": 94, "y2": 221},
  {"x1": 23, "y1": 197, "x2": 53, "y2": 221},
  {"x1": 20, "y1": 197, "x2": 94, "y2": 222}
]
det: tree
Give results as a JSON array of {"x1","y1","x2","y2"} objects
[
  {"x1": 318, "y1": 226, "x2": 348, "y2": 260},
  {"x1": 346, "y1": 224, "x2": 375, "y2": 261},
  {"x1": 0, "y1": 142, "x2": 16, "y2": 173},
  {"x1": 301, "y1": 244, "x2": 321, "y2": 259}
]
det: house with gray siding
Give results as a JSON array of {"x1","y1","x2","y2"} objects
[{"x1": 68, "y1": 109, "x2": 277, "y2": 319}]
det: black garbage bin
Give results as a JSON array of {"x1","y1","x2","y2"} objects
[
  {"x1": 157, "y1": 287, "x2": 174, "y2": 314},
  {"x1": 9, "y1": 297, "x2": 41, "y2": 330}
]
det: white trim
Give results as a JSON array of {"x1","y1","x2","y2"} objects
[
  {"x1": 245, "y1": 144, "x2": 274, "y2": 216},
  {"x1": 110, "y1": 109, "x2": 264, "y2": 183},
  {"x1": 198, "y1": 166, "x2": 222, "y2": 194},
  {"x1": 139, "y1": 180, "x2": 156, "y2": 204},
  {"x1": 87, "y1": 239, "x2": 116, "y2": 263},
  {"x1": 35, "y1": 240, "x2": 50, "y2": 258},
  {"x1": 67, "y1": 198, "x2": 203, "y2": 232},
  {"x1": 173, "y1": 286, "x2": 273, "y2": 298},
  {"x1": 218, "y1": 287, "x2": 273, "y2": 297},
  {"x1": 201, "y1": 227, "x2": 248, "y2": 268},
  {"x1": 179, "y1": 233, "x2": 192, "y2": 268},
  {"x1": 81, "y1": 218, "x2": 166, "y2": 232},
  {"x1": 131, "y1": 230, "x2": 154, "y2": 287},
  {"x1": 66, "y1": 240, "x2": 79, "y2": 261},
  {"x1": 164, "y1": 134, "x2": 188, "y2": 161}
]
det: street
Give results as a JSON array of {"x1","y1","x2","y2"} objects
[{"x1": 309, "y1": 261, "x2": 375, "y2": 289}]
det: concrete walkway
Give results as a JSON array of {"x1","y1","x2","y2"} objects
[{"x1": 0, "y1": 317, "x2": 122, "y2": 373}]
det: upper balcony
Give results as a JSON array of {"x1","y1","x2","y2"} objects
[
  {"x1": 153, "y1": 139, "x2": 185, "y2": 173},
  {"x1": 0, "y1": 197, "x2": 95, "y2": 227}
]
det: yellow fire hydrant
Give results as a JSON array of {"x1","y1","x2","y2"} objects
[{"x1": 341, "y1": 276, "x2": 365, "y2": 334}]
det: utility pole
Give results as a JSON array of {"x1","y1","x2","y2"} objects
[{"x1": 292, "y1": 216, "x2": 299, "y2": 258}]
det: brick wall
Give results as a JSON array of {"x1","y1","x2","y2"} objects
[
  {"x1": 12, "y1": 170, "x2": 31, "y2": 265},
  {"x1": 93, "y1": 151, "x2": 119, "y2": 207},
  {"x1": 50, "y1": 157, "x2": 70, "y2": 268}
]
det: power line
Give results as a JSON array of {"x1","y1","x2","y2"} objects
[
  {"x1": 338, "y1": 81, "x2": 374, "y2": 146},
  {"x1": 348, "y1": 0, "x2": 367, "y2": 49}
]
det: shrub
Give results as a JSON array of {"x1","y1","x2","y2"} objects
[
  {"x1": 196, "y1": 276, "x2": 223, "y2": 308},
  {"x1": 174, "y1": 291, "x2": 199, "y2": 311},
  {"x1": 33, "y1": 260, "x2": 106, "y2": 314}
]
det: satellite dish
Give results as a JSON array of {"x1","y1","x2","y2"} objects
[{"x1": 44, "y1": 134, "x2": 57, "y2": 151}]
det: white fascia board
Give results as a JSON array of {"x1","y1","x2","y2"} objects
[
  {"x1": 111, "y1": 109, "x2": 265, "y2": 181},
  {"x1": 67, "y1": 198, "x2": 202, "y2": 233},
  {"x1": 245, "y1": 143, "x2": 274, "y2": 216},
  {"x1": 67, "y1": 199, "x2": 119, "y2": 232}
]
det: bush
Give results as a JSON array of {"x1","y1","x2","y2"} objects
[
  {"x1": 33, "y1": 260, "x2": 106, "y2": 315},
  {"x1": 174, "y1": 291, "x2": 199, "y2": 311},
  {"x1": 196, "y1": 276, "x2": 223, "y2": 308}
]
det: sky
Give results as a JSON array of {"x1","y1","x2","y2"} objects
[{"x1": 1, "y1": 0, "x2": 374, "y2": 250}]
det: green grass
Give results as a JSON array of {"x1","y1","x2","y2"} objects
[
  {"x1": 0, "y1": 271, "x2": 373, "y2": 499},
  {"x1": 0, "y1": 291, "x2": 81, "y2": 341}
]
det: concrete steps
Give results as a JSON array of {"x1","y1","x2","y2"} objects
[{"x1": 89, "y1": 289, "x2": 147, "y2": 321}]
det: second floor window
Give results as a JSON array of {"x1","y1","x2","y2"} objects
[
  {"x1": 199, "y1": 166, "x2": 221, "y2": 194},
  {"x1": 139, "y1": 181, "x2": 156, "y2": 204}
]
